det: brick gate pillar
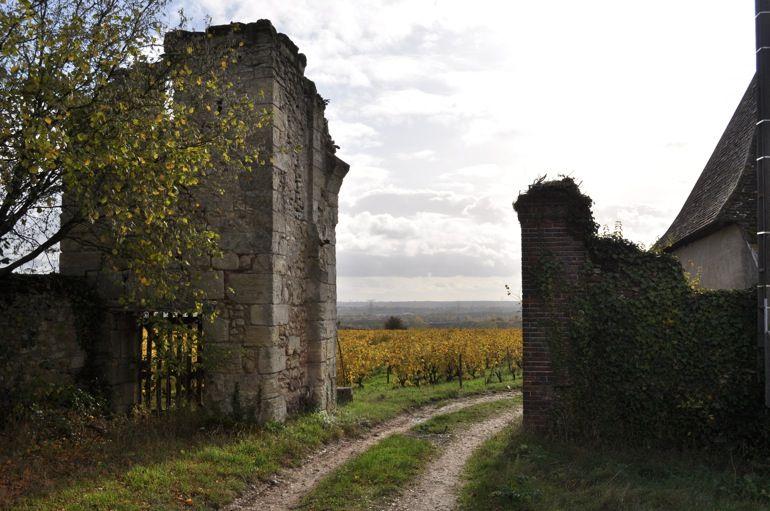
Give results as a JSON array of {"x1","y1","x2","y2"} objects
[{"x1": 514, "y1": 179, "x2": 591, "y2": 433}]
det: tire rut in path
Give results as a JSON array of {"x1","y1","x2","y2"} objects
[
  {"x1": 382, "y1": 405, "x2": 521, "y2": 511},
  {"x1": 223, "y1": 390, "x2": 519, "y2": 511}
]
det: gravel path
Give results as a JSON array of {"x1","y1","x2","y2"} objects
[
  {"x1": 223, "y1": 390, "x2": 519, "y2": 511},
  {"x1": 383, "y1": 405, "x2": 521, "y2": 511}
]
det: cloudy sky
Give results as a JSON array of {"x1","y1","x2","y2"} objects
[{"x1": 177, "y1": 0, "x2": 755, "y2": 301}]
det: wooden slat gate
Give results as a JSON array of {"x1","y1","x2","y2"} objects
[{"x1": 137, "y1": 312, "x2": 204, "y2": 413}]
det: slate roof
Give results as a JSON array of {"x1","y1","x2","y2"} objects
[{"x1": 658, "y1": 77, "x2": 757, "y2": 251}]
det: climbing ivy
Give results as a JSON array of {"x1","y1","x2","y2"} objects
[
  {"x1": 558, "y1": 230, "x2": 768, "y2": 453},
  {"x1": 515, "y1": 176, "x2": 598, "y2": 241}
]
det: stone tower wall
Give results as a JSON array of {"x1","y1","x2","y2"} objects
[{"x1": 60, "y1": 20, "x2": 348, "y2": 420}]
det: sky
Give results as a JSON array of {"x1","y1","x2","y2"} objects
[{"x1": 176, "y1": 0, "x2": 756, "y2": 302}]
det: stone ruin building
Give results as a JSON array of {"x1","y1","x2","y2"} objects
[{"x1": 2, "y1": 20, "x2": 348, "y2": 422}]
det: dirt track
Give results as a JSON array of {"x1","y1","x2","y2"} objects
[
  {"x1": 223, "y1": 390, "x2": 519, "y2": 511},
  {"x1": 383, "y1": 405, "x2": 520, "y2": 510}
]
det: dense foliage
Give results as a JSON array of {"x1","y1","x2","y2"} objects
[
  {"x1": 555, "y1": 229, "x2": 768, "y2": 452},
  {"x1": 337, "y1": 328, "x2": 522, "y2": 388}
]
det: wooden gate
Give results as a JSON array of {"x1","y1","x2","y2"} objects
[{"x1": 137, "y1": 312, "x2": 204, "y2": 413}]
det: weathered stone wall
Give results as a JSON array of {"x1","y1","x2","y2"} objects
[
  {"x1": 164, "y1": 21, "x2": 349, "y2": 420},
  {"x1": 60, "y1": 20, "x2": 348, "y2": 421},
  {"x1": 0, "y1": 276, "x2": 140, "y2": 417},
  {"x1": 0, "y1": 276, "x2": 102, "y2": 413}
]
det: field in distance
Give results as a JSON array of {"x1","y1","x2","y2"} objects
[{"x1": 337, "y1": 328, "x2": 522, "y2": 388}]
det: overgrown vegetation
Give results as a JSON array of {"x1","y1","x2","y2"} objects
[
  {"x1": 566, "y1": 232, "x2": 765, "y2": 451},
  {"x1": 460, "y1": 425, "x2": 770, "y2": 511},
  {"x1": 525, "y1": 178, "x2": 769, "y2": 452},
  {"x1": 2, "y1": 372, "x2": 516, "y2": 509}
]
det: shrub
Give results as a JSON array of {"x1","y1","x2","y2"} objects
[{"x1": 384, "y1": 316, "x2": 407, "y2": 330}]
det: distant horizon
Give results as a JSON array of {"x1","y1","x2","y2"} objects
[{"x1": 338, "y1": 298, "x2": 521, "y2": 329}]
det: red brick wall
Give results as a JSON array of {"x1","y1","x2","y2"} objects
[{"x1": 514, "y1": 182, "x2": 590, "y2": 433}]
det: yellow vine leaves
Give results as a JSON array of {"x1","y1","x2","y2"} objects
[{"x1": 337, "y1": 328, "x2": 523, "y2": 387}]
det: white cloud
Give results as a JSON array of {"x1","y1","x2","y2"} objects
[
  {"x1": 463, "y1": 196, "x2": 511, "y2": 225},
  {"x1": 362, "y1": 89, "x2": 460, "y2": 119},
  {"x1": 394, "y1": 149, "x2": 437, "y2": 161},
  {"x1": 338, "y1": 162, "x2": 390, "y2": 205},
  {"x1": 347, "y1": 189, "x2": 471, "y2": 216},
  {"x1": 327, "y1": 119, "x2": 381, "y2": 150},
  {"x1": 179, "y1": 0, "x2": 755, "y2": 299},
  {"x1": 337, "y1": 276, "x2": 517, "y2": 301}
]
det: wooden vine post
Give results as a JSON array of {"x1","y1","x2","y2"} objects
[{"x1": 458, "y1": 353, "x2": 463, "y2": 388}]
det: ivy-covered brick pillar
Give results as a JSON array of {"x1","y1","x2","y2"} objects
[{"x1": 514, "y1": 179, "x2": 591, "y2": 433}]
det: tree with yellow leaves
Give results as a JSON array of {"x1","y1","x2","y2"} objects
[{"x1": 0, "y1": 0, "x2": 264, "y2": 309}]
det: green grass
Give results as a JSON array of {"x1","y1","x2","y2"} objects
[
  {"x1": 460, "y1": 425, "x2": 770, "y2": 511},
  {"x1": 300, "y1": 434, "x2": 436, "y2": 511},
  {"x1": 7, "y1": 374, "x2": 517, "y2": 511},
  {"x1": 341, "y1": 372, "x2": 516, "y2": 425},
  {"x1": 414, "y1": 396, "x2": 519, "y2": 435},
  {"x1": 300, "y1": 396, "x2": 520, "y2": 511}
]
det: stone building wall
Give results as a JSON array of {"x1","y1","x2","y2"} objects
[
  {"x1": 59, "y1": 20, "x2": 348, "y2": 421},
  {"x1": 0, "y1": 275, "x2": 147, "y2": 414},
  {"x1": 671, "y1": 223, "x2": 757, "y2": 290}
]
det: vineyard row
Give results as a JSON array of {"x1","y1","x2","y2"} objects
[{"x1": 336, "y1": 328, "x2": 523, "y2": 387}]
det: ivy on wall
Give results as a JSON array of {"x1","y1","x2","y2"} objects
[{"x1": 555, "y1": 223, "x2": 768, "y2": 452}]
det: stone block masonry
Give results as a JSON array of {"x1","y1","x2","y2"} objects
[
  {"x1": 60, "y1": 20, "x2": 349, "y2": 420},
  {"x1": 514, "y1": 180, "x2": 590, "y2": 433},
  {"x1": 0, "y1": 275, "x2": 143, "y2": 413},
  {"x1": 0, "y1": 276, "x2": 117, "y2": 413}
]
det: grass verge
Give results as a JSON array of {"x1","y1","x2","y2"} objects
[
  {"x1": 6, "y1": 374, "x2": 518, "y2": 511},
  {"x1": 460, "y1": 425, "x2": 770, "y2": 511},
  {"x1": 341, "y1": 373, "x2": 516, "y2": 426},
  {"x1": 300, "y1": 396, "x2": 520, "y2": 511},
  {"x1": 298, "y1": 434, "x2": 435, "y2": 511},
  {"x1": 413, "y1": 396, "x2": 517, "y2": 435}
]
